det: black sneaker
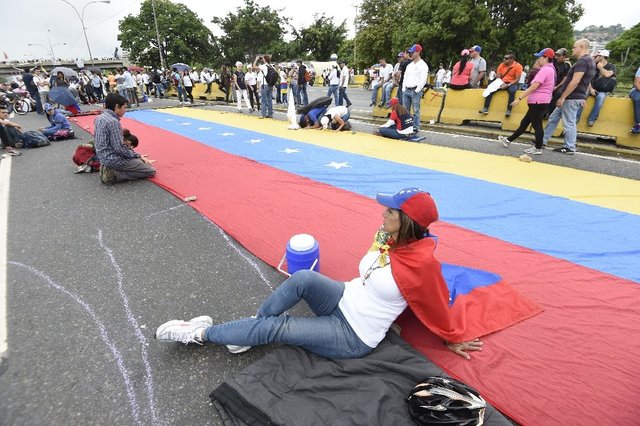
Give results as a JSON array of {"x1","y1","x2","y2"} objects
[
  {"x1": 505, "y1": 109, "x2": 512, "y2": 117},
  {"x1": 479, "y1": 107, "x2": 488, "y2": 114},
  {"x1": 552, "y1": 147, "x2": 575, "y2": 155},
  {"x1": 369, "y1": 102, "x2": 375, "y2": 107}
]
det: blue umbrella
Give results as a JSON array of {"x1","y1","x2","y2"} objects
[
  {"x1": 171, "y1": 63, "x2": 191, "y2": 72},
  {"x1": 49, "y1": 86, "x2": 78, "y2": 106}
]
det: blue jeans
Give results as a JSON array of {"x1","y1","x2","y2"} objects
[
  {"x1": 327, "y1": 84, "x2": 339, "y2": 105},
  {"x1": 203, "y1": 270, "x2": 373, "y2": 358},
  {"x1": 370, "y1": 81, "x2": 381, "y2": 103},
  {"x1": 378, "y1": 127, "x2": 410, "y2": 140},
  {"x1": 631, "y1": 89, "x2": 640, "y2": 124},
  {"x1": 587, "y1": 91, "x2": 608, "y2": 123},
  {"x1": 291, "y1": 84, "x2": 299, "y2": 105},
  {"x1": 381, "y1": 81, "x2": 395, "y2": 105},
  {"x1": 260, "y1": 85, "x2": 273, "y2": 117},
  {"x1": 543, "y1": 99, "x2": 583, "y2": 151},
  {"x1": 29, "y1": 90, "x2": 43, "y2": 114},
  {"x1": 299, "y1": 83, "x2": 308, "y2": 106},
  {"x1": 338, "y1": 87, "x2": 351, "y2": 106},
  {"x1": 484, "y1": 84, "x2": 518, "y2": 110},
  {"x1": 176, "y1": 86, "x2": 185, "y2": 103},
  {"x1": 402, "y1": 89, "x2": 422, "y2": 131}
]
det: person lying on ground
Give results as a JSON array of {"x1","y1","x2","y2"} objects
[
  {"x1": 38, "y1": 103, "x2": 72, "y2": 137},
  {"x1": 94, "y1": 93, "x2": 155, "y2": 185},
  {"x1": 156, "y1": 187, "x2": 484, "y2": 360},
  {"x1": 375, "y1": 98, "x2": 414, "y2": 140}
]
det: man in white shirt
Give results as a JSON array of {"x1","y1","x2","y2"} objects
[
  {"x1": 369, "y1": 58, "x2": 393, "y2": 106},
  {"x1": 381, "y1": 52, "x2": 404, "y2": 107},
  {"x1": 326, "y1": 64, "x2": 340, "y2": 105},
  {"x1": 201, "y1": 68, "x2": 212, "y2": 93},
  {"x1": 141, "y1": 71, "x2": 150, "y2": 95},
  {"x1": 401, "y1": 44, "x2": 429, "y2": 134},
  {"x1": 435, "y1": 63, "x2": 446, "y2": 88},
  {"x1": 123, "y1": 69, "x2": 137, "y2": 106},
  {"x1": 338, "y1": 60, "x2": 352, "y2": 107}
]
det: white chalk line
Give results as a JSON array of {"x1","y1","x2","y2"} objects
[
  {"x1": 7, "y1": 261, "x2": 142, "y2": 425},
  {"x1": 97, "y1": 230, "x2": 159, "y2": 425},
  {"x1": 144, "y1": 203, "x2": 186, "y2": 218},
  {"x1": 0, "y1": 156, "x2": 11, "y2": 358},
  {"x1": 197, "y1": 213, "x2": 275, "y2": 292}
]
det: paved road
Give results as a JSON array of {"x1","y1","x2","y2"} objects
[{"x1": 0, "y1": 99, "x2": 637, "y2": 425}]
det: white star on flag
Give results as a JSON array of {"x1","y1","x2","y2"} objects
[
  {"x1": 198, "y1": 127, "x2": 211, "y2": 131},
  {"x1": 180, "y1": 122, "x2": 191, "y2": 126},
  {"x1": 281, "y1": 148, "x2": 300, "y2": 154},
  {"x1": 166, "y1": 118, "x2": 174, "y2": 122},
  {"x1": 325, "y1": 161, "x2": 351, "y2": 169},
  {"x1": 220, "y1": 132, "x2": 234, "y2": 136},
  {"x1": 247, "y1": 138, "x2": 262, "y2": 144}
]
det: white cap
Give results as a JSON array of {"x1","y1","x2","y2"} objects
[
  {"x1": 320, "y1": 116, "x2": 330, "y2": 129},
  {"x1": 235, "y1": 61, "x2": 243, "y2": 67},
  {"x1": 289, "y1": 234, "x2": 316, "y2": 251},
  {"x1": 599, "y1": 49, "x2": 610, "y2": 57}
]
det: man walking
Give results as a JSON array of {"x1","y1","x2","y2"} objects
[
  {"x1": 297, "y1": 60, "x2": 309, "y2": 106},
  {"x1": 542, "y1": 38, "x2": 596, "y2": 154},
  {"x1": 95, "y1": 93, "x2": 156, "y2": 185},
  {"x1": 401, "y1": 44, "x2": 429, "y2": 135},
  {"x1": 337, "y1": 60, "x2": 352, "y2": 107}
]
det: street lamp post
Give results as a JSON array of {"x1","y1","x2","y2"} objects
[
  {"x1": 353, "y1": 5, "x2": 359, "y2": 67},
  {"x1": 60, "y1": 0, "x2": 111, "y2": 66}
]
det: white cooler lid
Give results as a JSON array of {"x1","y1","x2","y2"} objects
[{"x1": 289, "y1": 234, "x2": 316, "y2": 251}]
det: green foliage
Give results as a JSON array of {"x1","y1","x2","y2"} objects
[
  {"x1": 355, "y1": 0, "x2": 582, "y2": 71},
  {"x1": 606, "y1": 23, "x2": 640, "y2": 81},
  {"x1": 118, "y1": 0, "x2": 217, "y2": 68},
  {"x1": 354, "y1": 0, "x2": 402, "y2": 70},
  {"x1": 295, "y1": 14, "x2": 347, "y2": 61},
  {"x1": 212, "y1": 0, "x2": 287, "y2": 64}
]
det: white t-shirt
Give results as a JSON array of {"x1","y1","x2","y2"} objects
[
  {"x1": 340, "y1": 65, "x2": 350, "y2": 88},
  {"x1": 245, "y1": 71, "x2": 257, "y2": 86},
  {"x1": 33, "y1": 75, "x2": 49, "y2": 93},
  {"x1": 402, "y1": 59, "x2": 429, "y2": 92},
  {"x1": 326, "y1": 105, "x2": 348, "y2": 119},
  {"x1": 257, "y1": 64, "x2": 268, "y2": 85},
  {"x1": 379, "y1": 63, "x2": 394, "y2": 83},
  {"x1": 338, "y1": 251, "x2": 407, "y2": 348},
  {"x1": 329, "y1": 68, "x2": 340, "y2": 85},
  {"x1": 123, "y1": 71, "x2": 136, "y2": 89},
  {"x1": 436, "y1": 68, "x2": 446, "y2": 82}
]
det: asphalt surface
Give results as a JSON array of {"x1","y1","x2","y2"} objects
[{"x1": 0, "y1": 91, "x2": 638, "y2": 426}]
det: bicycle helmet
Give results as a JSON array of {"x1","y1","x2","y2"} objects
[{"x1": 407, "y1": 376, "x2": 486, "y2": 425}]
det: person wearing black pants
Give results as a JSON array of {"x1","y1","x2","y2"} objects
[{"x1": 497, "y1": 48, "x2": 557, "y2": 155}]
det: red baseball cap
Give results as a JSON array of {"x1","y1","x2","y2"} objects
[
  {"x1": 534, "y1": 48, "x2": 555, "y2": 58},
  {"x1": 376, "y1": 188, "x2": 439, "y2": 228}
]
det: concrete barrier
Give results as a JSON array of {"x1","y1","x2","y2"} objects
[
  {"x1": 439, "y1": 88, "x2": 528, "y2": 127},
  {"x1": 576, "y1": 95, "x2": 638, "y2": 149},
  {"x1": 351, "y1": 75, "x2": 366, "y2": 86},
  {"x1": 371, "y1": 86, "x2": 444, "y2": 124}
]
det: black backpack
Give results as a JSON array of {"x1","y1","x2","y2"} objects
[{"x1": 265, "y1": 65, "x2": 278, "y2": 86}]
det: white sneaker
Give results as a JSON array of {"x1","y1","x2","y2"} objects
[
  {"x1": 155, "y1": 315, "x2": 212, "y2": 345},
  {"x1": 524, "y1": 147, "x2": 542, "y2": 155},
  {"x1": 498, "y1": 135, "x2": 511, "y2": 147},
  {"x1": 226, "y1": 315, "x2": 256, "y2": 354}
]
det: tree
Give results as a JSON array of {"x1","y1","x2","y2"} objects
[
  {"x1": 295, "y1": 14, "x2": 347, "y2": 61},
  {"x1": 484, "y1": 0, "x2": 582, "y2": 62},
  {"x1": 212, "y1": 0, "x2": 288, "y2": 64},
  {"x1": 118, "y1": 0, "x2": 217, "y2": 68},
  {"x1": 606, "y1": 23, "x2": 640, "y2": 82},
  {"x1": 354, "y1": 0, "x2": 402, "y2": 70},
  {"x1": 392, "y1": 0, "x2": 493, "y2": 69}
]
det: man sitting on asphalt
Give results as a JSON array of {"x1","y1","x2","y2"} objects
[{"x1": 94, "y1": 93, "x2": 155, "y2": 185}]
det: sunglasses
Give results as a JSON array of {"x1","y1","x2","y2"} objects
[{"x1": 503, "y1": 56, "x2": 512, "y2": 60}]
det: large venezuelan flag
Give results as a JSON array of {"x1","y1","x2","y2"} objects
[{"x1": 74, "y1": 108, "x2": 640, "y2": 426}]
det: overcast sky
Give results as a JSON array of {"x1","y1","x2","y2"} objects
[{"x1": 2, "y1": 0, "x2": 638, "y2": 62}]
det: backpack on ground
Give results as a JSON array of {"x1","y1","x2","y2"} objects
[
  {"x1": 72, "y1": 143, "x2": 100, "y2": 172},
  {"x1": 265, "y1": 65, "x2": 278, "y2": 86},
  {"x1": 22, "y1": 130, "x2": 50, "y2": 148}
]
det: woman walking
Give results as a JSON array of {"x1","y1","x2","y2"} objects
[{"x1": 498, "y1": 48, "x2": 556, "y2": 155}]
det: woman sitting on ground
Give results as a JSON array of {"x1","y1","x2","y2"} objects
[
  {"x1": 375, "y1": 98, "x2": 414, "y2": 140},
  {"x1": 38, "y1": 103, "x2": 71, "y2": 137},
  {"x1": 449, "y1": 49, "x2": 474, "y2": 90},
  {"x1": 156, "y1": 187, "x2": 483, "y2": 359}
]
